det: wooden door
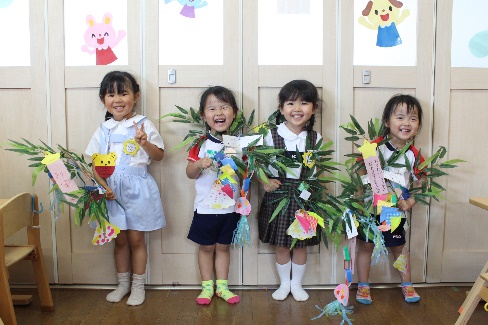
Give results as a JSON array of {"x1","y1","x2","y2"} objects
[
  {"x1": 0, "y1": 0, "x2": 55, "y2": 283},
  {"x1": 428, "y1": 0, "x2": 488, "y2": 283},
  {"x1": 242, "y1": 0, "x2": 339, "y2": 286},
  {"x1": 338, "y1": 0, "x2": 435, "y2": 284},
  {"x1": 47, "y1": 0, "x2": 142, "y2": 284},
  {"x1": 151, "y1": 0, "x2": 242, "y2": 285}
]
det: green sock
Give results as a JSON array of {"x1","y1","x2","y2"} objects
[{"x1": 197, "y1": 280, "x2": 214, "y2": 301}]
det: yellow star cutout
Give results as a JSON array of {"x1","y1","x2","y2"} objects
[
  {"x1": 358, "y1": 140, "x2": 377, "y2": 159},
  {"x1": 41, "y1": 152, "x2": 61, "y2": 165}
]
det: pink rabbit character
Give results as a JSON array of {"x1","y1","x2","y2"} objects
[{"x1": 81, "y1": 13, "x2": 126, "y2": 65}]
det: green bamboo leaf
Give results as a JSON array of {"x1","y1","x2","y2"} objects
[
  {"x1": 269, "y1": 198, "x2": 289, "y2": 223},
  {"x1": 439, "y1": 164, "x2": 458, "y2": 169},
  {"x1": 341, "y1": 127, "x2": 358, "y2": 135},
  {"x1": 418, "y1": 151, "x2": 440, "y2": 170},
  {"x1": 31, "y1": 164, "x2": 46, "y2": 186},
  {"x1": 257, "y1": 168, "x2": 270, "y2": 184},
  {"x1": 159, "y1": 112, "x2": 186, "y2": 119},
  {"x1": 290, "y1": 238, "x2": 298, "y2": 250},
  {"x1": 247, "y1": 109, "x2": 255, "y2": 127},
  {"x1": 176, "y1": 105, "x2": 189, "y2": 114},
  {"x1": 170, "y1": 136, "x2": 197, "y2": 151},
  {"x1": 350, "y1": 115, "x2": 365, "y2": 135},
  {"x1": 441, "y1": 159, "x2": 466, "y2": 165}
]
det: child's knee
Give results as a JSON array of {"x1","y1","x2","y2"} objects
[
  {"x1": 200, "y1": 244, "x2": 216, "y2": 254},
  {"x1": 215, "y1": 243, "x2": 230, "y2": 253}
]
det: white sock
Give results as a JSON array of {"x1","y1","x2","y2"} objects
[
  {"x1": 127, "y1": 273, "x2": 146, "y2": 306},
  {"x1": 272, "y1": 261, "x2": 291, "y2": 301},
  {"x1": 106, "y1": 272, "x2": 131, "y2": 302},
  {"x1": 291, "y1": 262, "x2": 309, "y2": 301}
]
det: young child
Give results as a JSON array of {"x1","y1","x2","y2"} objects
[
  {"x1": 85, "y1": 71, "x2": 166, "y2": 306},
  {"x1": 356, "y1": 94, "x2": 425, "y2": 305},
  {"x1": 258, "y1": 80, "x2": 322, "y2": 302},
  {"x1": 186, "y1": 86, "x2": 241, "y2": 305}
]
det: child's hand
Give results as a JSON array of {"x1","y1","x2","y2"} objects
[
  {"x1": 263, "y1": 179, "x2": 281, "y2": 192},
  {"x1": 134, "y1": 121, "x2": 148, "y2": 146},
  {"x1": 198, "y1": 157, "x2": 213, "y2": 170},
  {"x1": 397, "y1": 198, "x2": 416, "y2": 211},
  {"x1": 105, "y1": 187, "x2": 115, "y2": 200}
]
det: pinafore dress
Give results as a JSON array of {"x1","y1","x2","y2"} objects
[
  {"x1": 99, "y1": 118, "x2": 166, "y2": 231},
  {"x1": 258, "y1": 128, "x2": 320, "y2": 248}
]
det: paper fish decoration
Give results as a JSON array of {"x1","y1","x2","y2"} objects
[
  {"x1": 334, "y1": 284, "x2": 349, "y2": 306},
  {"x1": 236, "y1": 197, "x2": 251, "y2": 215},
  {"x1": 92, "y1": 152, "x2": 117, "y2": 178},
  {"x1": 92, "y1": 221, "x2": 120, "y2": 245}
]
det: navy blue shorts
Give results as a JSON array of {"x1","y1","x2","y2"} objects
[
  {"x1": 187, "y1": 211, "x2": 240, "y2": 245},
  {"x1": 357, "y1": 215, "x2": 406, "y2": 247}
]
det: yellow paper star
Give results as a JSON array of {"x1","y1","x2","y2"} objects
[
  {"x1": 41, "y1": 152, "x2": 61, "y2": 165},
  {"x1": 358, "y1": 140, "x2": 377, "y2": 159}
]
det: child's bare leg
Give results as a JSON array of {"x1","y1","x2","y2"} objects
[
  {"x1": 392, "y1": 245, "x2": 420, "y2": 303},
  {"x1": 128, "y1": 230, "x2": 147, "y2": 275},
  {"x1": 357, "y1": 240, "x2": 374, "y2": 282},
  {"x1": 391, "y1": 245, "x2": 410, "y2": 282},
  {"x1": 114, "y1": 231, "x2": 130, "y2": 273},
  {"x1": 106, "y1": 231, "x2": 131, "y2": 302},
  {"x1": 272, "y1": 246, "x2": 292, "y2": 300},
  {"x1": 356, "y1": 240, "x2": 374, "y2": 304},
  {"x1": 215, "y1": 243, "x2": 230, "y2": 280},
  {"x1": 198, "y1": 245, "x2": 216, "y2": 280},
  {"x1": 215, "y1": 244, "x2": 239, "y2": 304},
  {"x1": 290, "y1": 247, "x2": 309, "y2": 301},
  {"x1": 127, "y1": 230, "x2": 147, "y2": 306},
  {"x1": 196, "y1": 245, "x2": 215, "y2": 305}
]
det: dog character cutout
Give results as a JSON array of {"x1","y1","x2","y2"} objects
[{"x1": 358, "y1": 0, "x2": 410, "y2": 47}]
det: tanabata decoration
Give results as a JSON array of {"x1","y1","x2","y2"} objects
[
  {"x1": 336, "y1": 115, "x2": 465, "y2": 266},
  {"x1": 312, "y1": 244, "x2": 355, "y2": 324},
  {"x1": 265, "y1": 126, "x2": 346, "y2": 250},
  {"x1": 161, "y1": 107, "x2": 306, "y2": 248},
  {"x1": 4, "y1": 139, "x2": 123, "y2": 244}
]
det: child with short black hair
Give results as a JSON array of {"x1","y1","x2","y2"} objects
[
  {"x1": 356, "y1": 94, "x2": 425, "y2": 305},
  {"x1": 186, "y1": 86, "x2": 241, "y2": 305}
]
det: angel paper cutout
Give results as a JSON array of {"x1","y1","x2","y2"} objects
[
  {"x1": 358, "y1": 0, "x2": 410, "y2": 47},
  {"x1": 178, "y1": 0, "x2": 208, "y2": 18}
]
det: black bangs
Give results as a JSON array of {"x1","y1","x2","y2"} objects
[
  {"x1": 278, "y1": 80, "x2": 318, "y2": 106},
  {"x1": 99, "y1": 71, "x2": 140, "y2": 100},
  {"x1": 101, "y1": 75, "x2": 130, "y2": 95}
]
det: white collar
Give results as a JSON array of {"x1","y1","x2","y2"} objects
[
  {"x1": 277, "y1": 122, "x2": 308, "y2": 141},
  {"x1": 102, "y1": 114, "x2": 145, "y2": 129}
]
